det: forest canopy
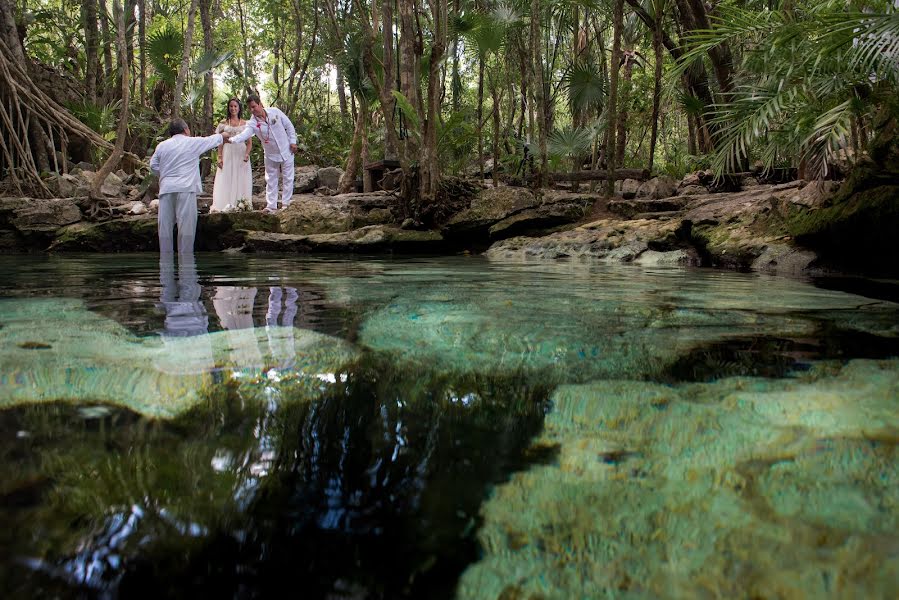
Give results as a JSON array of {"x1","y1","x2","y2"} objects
[{"x1": 0, "y1": 0, "x2": 897, "y2": 201}]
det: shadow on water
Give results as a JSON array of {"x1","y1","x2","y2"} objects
[
  {"x1": 0, "y1": 358, "x2": 556, "y2": 600},
  {"x1": 662, "y1": 324, "x2": 899, "y2": 383}
]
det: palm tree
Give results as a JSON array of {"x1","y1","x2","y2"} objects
[{"x1": 672, "y1": 3, "x2": 899, "y2": 180}]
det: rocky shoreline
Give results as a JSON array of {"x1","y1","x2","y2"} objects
[{"x1": 1, "y1": 166, "x2": 896, "y2": 276}]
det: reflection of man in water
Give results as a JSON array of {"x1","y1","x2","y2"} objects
[
  {"x1": 266, "y1": 287, "x2": 298, "y2": 370},
  {"x1": 156, "y1": 253, "x2": 214, "y2": 374}
]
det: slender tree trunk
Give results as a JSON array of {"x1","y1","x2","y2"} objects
[
  {"x1": 605, "y1": 0, "x2": 623, "y2": 196},
  {"x1": 339, "y1": 95, "x2": 367, "y2": 193},
  {"x1": 91, "y1": 0, "x2": 130, "y2": 198},
  {"x1": 335, "y1": 68, "x2": 348, "y2": 120},
  {"x1": 356, "y1": 0, "x2": 401, "y2": 164},
  {"x1": 172, "y1": 0, "x2": 199, "y2": 119},
  {"x1": 491, "y1": 79, "x2": 501, "y2": 188},
  {"x1": 397, "y1": 0, "x2": 422, "y2": 159},
  {"x1": 200, "y1": 0, "x2": 213, "y2": 132},
  {"x1": 124, "y1": 0, "x2": 135, "y2": 99},
  {"x1": 684, "y1": 0, "x2": 733, "y2": 97},
  {"x1": 99, "y1": 0, "x2": 113, "y2": 89},
  {"x1": 138, "y1": 0, "x2": 146, "y2": 105},
  {"x1": 648, "y1": 14, "x2": 662, "y2": 173},
  {"x1": 451, "y1": 0, "x2": 461, "y2": 111},
  {"x1": 530, "y1": 0, "x2": 548, "y2": 187},
  {"x1": 615, "y1": 55, "x2": 633, "y2": 166},
  {"x1": 236, "y1": 0, "x2": 253, "y2": 94},
  {"x1": 82, "y1": 0, "x2": 100, "y2": 104},
  {"x1": 418, "y1": 0, "x2": 447, "y2": 203},
  {"x1": 477, "y1": 56, "x2": 484, "y2": 180},
  {"x1": 199, "y1": 0, "x2": 213, "y2": 177}
]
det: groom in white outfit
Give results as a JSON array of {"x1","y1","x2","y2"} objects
[{"x1": 229, "y1": 95, "x2": 297, "y2": 213}]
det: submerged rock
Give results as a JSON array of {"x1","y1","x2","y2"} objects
[
  {"x1": 458, "y1": 359, "x2": 899, "y2": 599},
  {"x1": 0, "y1": 298, "x2": 360, "y2": 417},
  {"x1": 353, "y1": 263, "x2": 891, "y2": 383}
]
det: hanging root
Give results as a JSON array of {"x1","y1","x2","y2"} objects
[{"x1": 0, "y1": 36, "x2": 144, "y2": 199}]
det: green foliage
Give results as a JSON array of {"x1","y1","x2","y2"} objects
[
  {"x1": 193, "y1": 49, "x2": 235, "y2": 76},
  {"x1": 564, "y1": 60, "x2": 606, "y2": 113},
  {"x1": 391, "y1": 91, "x2": 421, "y2": 132},
  {"x1": 68, "y1": 100, "x2": 121, "y2": 140},
  {"x1": 147, "y1": 25, "x2": 184, "y2": 86},
  {"x1": 674, "y1": 2, "x2": 899, "y2": 179},
  {"x1": 548, "y1": 127, "x2": 593, "y2": 172},
  {"x1": 437, "y1": 109, "x2": 479, "y2": 175}
]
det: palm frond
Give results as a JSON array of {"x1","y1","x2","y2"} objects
[
  {"x1": 548, "y1": 127, "x2": 593, "y2": 159},
  {"x1": 801, "y1": 100, "x2": 853, "y2": 179},
  {"x1": 193, "y1": 49, "x2": 234, "y2": 76},
  {"x1": 564, "y1": 60, "x2": 606, "y2": 112},
  {"x1": 147, "y1": 25, "x2": 183, "y2": 85}
]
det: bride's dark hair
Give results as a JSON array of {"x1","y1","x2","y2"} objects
[{"x1": 224, "y1": 97, "x2": 243, "y2": 121}]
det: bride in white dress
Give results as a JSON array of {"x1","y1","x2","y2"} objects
[{"x1": 211, "y1": 98, "x2": 253, "y2": 212}]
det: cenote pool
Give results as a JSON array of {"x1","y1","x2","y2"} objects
[{"x1": 0, "y1": 254, "x2": 897, "y2": 599}]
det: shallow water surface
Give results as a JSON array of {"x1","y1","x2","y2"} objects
[{"x1": 0, "y1": 254, "x2": 897, "y2": 599}]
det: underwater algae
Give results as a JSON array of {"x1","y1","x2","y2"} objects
[
  {"x1": 457, "y1": 359, "x2": 899, "y2": 600},
  {"x1": 0, "y1": 298, "x2": 359, "y2": 417}
]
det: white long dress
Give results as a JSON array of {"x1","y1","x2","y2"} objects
[{"x1": 211, "y1": 122, "x2": 253, "y2": 212}]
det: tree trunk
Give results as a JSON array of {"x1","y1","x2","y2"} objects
[
  {"x1": 419, "y1": 0, "x2": 447, "y2": 203},
  {"x1": 684, "y1": 0, "x2": 733, "y2": 97},
  {"x1": 82, "y1": 0, "x2": 100, "y2": 104},
  {"x1": 451, "y1": 0, "x2": 461, "y2": 111},
  {"x1": 236, "y1": 0, "x2": 254, "y2": 95},
  {"x1": 99, "y1": 0, "x2": 113, "y2": 89},
  {"x1": 284, "y1": 0, "x2": 318, "y2": 117},
  {"x1": 530, "y1": 0, "x2": 548, "y2": 187},
  {"x1": 138, "y1": 0, "x2": 145, "y2": 105},
  {"x1": 491, "y1": 78, "x2": 501, "y2": 188},
  {"x1": 199, "y1": 0, "x2": 213, "y2": 177},
  {"x1": 615, "y1": 55, "x2": 633, "y2": 166},
  {"x1": 336, "y1": 67, "x2": 348, "y2": 120},
  {"x1": 477, "y1": 56, "x2": 484, "y2": 180},
  {"x1": 199, "y1": 0, "x2": 213, "y2": 134},
  {"x1": 356, "y1": 0, "x2": 401, "y2": 164},
  {"x1": 339, "y1": 95, "x2": 367, "y2": 193},
  {"x1": 648, "y1": 13, "x2": 662, "y2": 173},
  {"x1": 397, "y1": 0, "x2": 422, "y2": 159},
  {"x1": 91, "y1": 0, "x2": 130, "y2": 199},
  {"x1": 172, "y1": 0, "x2": 200, "y2": 119},
  {"x1": 124, "y1": 0, "x2": 135, "y2": 99},
  {"x1": 605, "y1": 0, "x2": 623, "y2": 196}
]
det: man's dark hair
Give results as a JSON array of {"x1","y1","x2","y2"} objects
[
  {"x1": 246, "y1": 94, "x2": 261, "y2": 106},
  {"x1": 168, "y1": 119, "x2": 189, "y2": 137}
]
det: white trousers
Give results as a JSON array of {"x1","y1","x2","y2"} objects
[
  {"x1": 264, "y1": 155, "x2": 294, "y2": 210},
  {"x1": 158, "y1": 191, "x2": 197, "y2": 254}
]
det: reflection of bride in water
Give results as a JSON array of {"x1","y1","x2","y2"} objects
[
  {"x1": 212, "y1": 284, "x2": 300, "y2": 373},
  {"x1": 212, "y1": 286, "x2": 264, "y2": 369},
  {"x1": 156, "y1": 254, "x2": 301, "y2": 376}
]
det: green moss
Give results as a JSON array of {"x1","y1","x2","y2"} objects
[{"x1": 785, "y1": 185, "x2": 899, "y2": 268}]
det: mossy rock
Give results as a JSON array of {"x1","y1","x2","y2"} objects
[
  {"x1": 785, "y1": 184, "x2": 899, "y2": 271},
  {"x1": 50, "y1": 216, "x2": 159, "y2": 252},
  {"x1": 198, "y1": 211, "x2": 280, "y2": 250}
]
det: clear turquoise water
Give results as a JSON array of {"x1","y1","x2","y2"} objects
[{"x1": 0, "y1": 254, "x2": 897, "y2": 599}]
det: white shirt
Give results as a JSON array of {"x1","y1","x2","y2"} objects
[
  {"x1": 149, "y1": 133, "x2": 223, "y2": 194},
  {"x1": 229, "y1": 107, "x2": 297, "y2": 163}
]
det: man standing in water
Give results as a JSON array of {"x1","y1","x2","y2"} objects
[
  {"x1": 150, "y1": 119, "x2": 230, "y2": 253},
  {"x1": 228, "y1": 95, "x2": 298, "y2": 213}
]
